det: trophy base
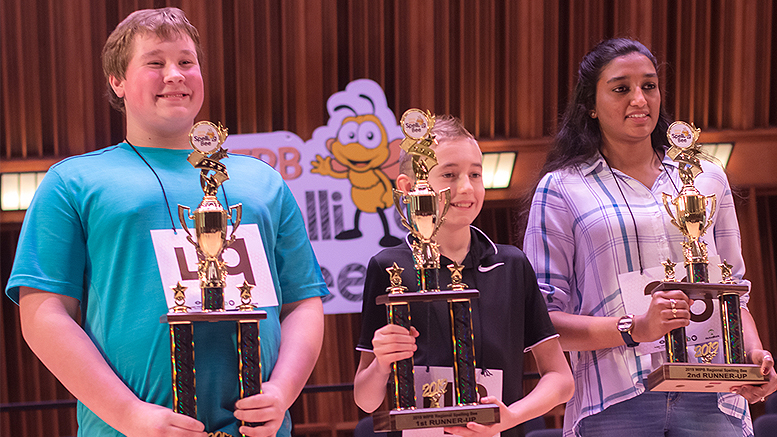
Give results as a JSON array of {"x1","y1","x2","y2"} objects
[
  {"x1": 376, "y1": 289, "x2": 479, "y2": 305},
  {"x1": 648, "y1": 282, "x2": 748, "y2": 299},
  {"x1": 646, "y1": 363, "x2": 767, "y2": 392},
  {"x1": 161, "y1": 309, "x2": 267, "y2": 323},
  {"x1": 373, "y1": 404, "x2": 500, "y2": 432}
]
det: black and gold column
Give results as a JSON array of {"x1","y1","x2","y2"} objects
[
  {"x1": 237, "y1": 281, "x2": 262, "y2": 428},
  {"x1": 447, "y1": 263, "x2": 477, "y2": 406},
  {"x1": 719, "y1": 261, "x2": 746, "y2": 364},
  {"x1": 385, "y1": 263, "x2": 415, "y2": 410},
  {"x1": 169, "y1": 283, "x2": 197, "y2": 418}
]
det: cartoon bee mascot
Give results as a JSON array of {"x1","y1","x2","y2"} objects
[{"x1": 311, "y1": 96, "x2": 402, "y2": 247}]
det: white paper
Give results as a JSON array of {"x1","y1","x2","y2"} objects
[{"x1": 151, "y1": 223, "x2": 279, "y2": 311}]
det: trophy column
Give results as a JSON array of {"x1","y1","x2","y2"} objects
[
  {"x1": 663, "y1": 265, "x2": 689, "y2": 363},
  {"x1": 719, "y1": 263, "x2": 746, "y2": 365},
  {"x1": 720, "y1": 293, "x2": 745, "y2": 364},
  {"x1": 168, "y1": 283, "x2": 197, "y2": 417},
  {"x1": 237, "y1": 281, "x2": 263, "y2": 428},
  {"x1": 387, "y1": 303, "x2": 415, "y2": 410},
  {"x1": 448, "y1": 264, "x2": 477, "y2": 406},
  {"x1": 238, "y1": 321, "x2": 261, "y2": 394},
  {"x1": 381, "y1": 263, "x2": 416, "y2": 411},
  {"x1": 449, "y1": 300, "x2": 477, "y2": 405},
  {"x1": 170, "y1": 320, "x2": 197, "y2": 417}
]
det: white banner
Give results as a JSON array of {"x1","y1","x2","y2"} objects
[{"x1": 225, "y1": 79, "x2": 406, "y2": 314}]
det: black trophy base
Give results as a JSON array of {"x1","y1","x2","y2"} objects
[
  {"x1": 373, "y1": 404, "x2": 500, "y2": 432},
  {"x1": 161, "y1": 309, "x2": 267, "y2": 324},
  {"x1": 647, "y1": 282, "x2": 748, "y2": 299},
  {"x1": 646, "y1": 363, "x2": 767, "y2": 392},
  {"x1": 376, "y1": 289, "x2": 479, "y2": 305}
]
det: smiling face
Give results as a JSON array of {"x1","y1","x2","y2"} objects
[
  {"x1": 593, "y1": 52, "x2": 660, "y2": 149},
  {"x1": 427, "y1": 138, "x2": 485, "y2": 231},
  {"x1": 330, "y1": 114, "x2": 390, "y2": 172},
  {"x1": 109, "y1": 32, "x2": 204, "y2": 142}
]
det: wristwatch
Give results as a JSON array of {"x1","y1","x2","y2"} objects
[{"x1": 617, "y1": 314, "x2": 639, "y2": 347}]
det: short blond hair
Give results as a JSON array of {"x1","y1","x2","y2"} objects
[
  {"x1": 102, "y1": 7, "x2": 203, "y2": 112},
  {"x1": 399, "y1": 114, "x2": 477, "y2": 177}
]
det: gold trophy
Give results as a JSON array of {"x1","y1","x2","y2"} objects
[
  {"x1": 646, "y1": 121, "x2": 767, "y2": 392},
  {"x1": 179, "y1": 121, "x2": 241, "y2": 311},
  {"x1": 161, "y1": 121, "x2": 267, "y2": 426},
  {"x1": 372, "y1": 109, "x2": 499, "y2": 432}
]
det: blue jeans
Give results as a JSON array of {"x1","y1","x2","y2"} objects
[{"x1": 578, "y1": 391, "x2": 744, "y2": 436}]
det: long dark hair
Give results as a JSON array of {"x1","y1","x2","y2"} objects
[
  {"x1": 515, "y1": 38, "x2": 673, "y2": 247},
  {"x1": 540, "y1": 38, "x2": 673, "y2": 176}
]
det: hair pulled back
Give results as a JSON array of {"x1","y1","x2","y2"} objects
[{"x1": 541, "y1": 38, "x2": 672, "y2": 175}]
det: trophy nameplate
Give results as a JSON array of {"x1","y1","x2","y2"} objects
[
  {"x1": 373, "y1": 404, "x2": 500, "y2": 432},
  {"x1": 646, "y1": 122, "x2": 767, "y2": 392},
  {"x1": 373, "y1": 110, "x2": 499, "y2": 431},
  {"x1": 646, "y1": 363, "x2": 766, "y2": 392}
]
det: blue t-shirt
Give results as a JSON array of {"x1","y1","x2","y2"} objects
[{"x1": 6, "y1": 142, "x2": 329, "y2": 436}]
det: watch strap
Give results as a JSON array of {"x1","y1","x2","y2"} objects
[
  {"x1": 620, "y1": 330, "x2": 639, "y2": 347},
  {"x1": 618, "y1": 314, "x2": 640, "y2": 347}
]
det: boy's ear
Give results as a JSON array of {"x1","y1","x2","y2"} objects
[
  {"x1": 396, "y1": 174, "x2": 413, "y2": 193},
  {"x1": 109, "y1": 75, "x2": 125, "y2": 98}
]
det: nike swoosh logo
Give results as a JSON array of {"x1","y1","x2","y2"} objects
[{"x1": 478, "y1": 263, "x2": 504, "y2": 273}]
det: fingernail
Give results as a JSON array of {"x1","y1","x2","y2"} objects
[{"x1": 731, "y1": 389, "x2": 739, "y2": 394}]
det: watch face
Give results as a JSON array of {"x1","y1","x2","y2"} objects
[{"x1": 617, "y1": 316, "x2": 633, "y2": 332}]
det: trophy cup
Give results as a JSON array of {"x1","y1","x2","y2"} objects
[
  {"x1": 372, "y1": 109, "x2": 500, "y2": 431},
  {"x1": 646, "y1": 121, "x2": 767, "y2": 392},
  {"x1": 161, "y1": 121, "x2": 267, "y2": 425}
]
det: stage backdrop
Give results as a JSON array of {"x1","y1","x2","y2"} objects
[{"x1": 226, "y1": 78, "x2": 406, "y2": 314}]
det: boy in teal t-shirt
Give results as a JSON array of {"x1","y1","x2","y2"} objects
[{"x1": 5, "y1": 7, "x2": 328, "y2": 437}]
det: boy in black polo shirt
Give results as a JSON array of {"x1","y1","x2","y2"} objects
[{"x1": 354, "y1": 115, "x2": 573, "y2": 437}]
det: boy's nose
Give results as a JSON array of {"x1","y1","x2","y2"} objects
[
  {"x1": 459, "y1": 177, "x2": 474, "y2": 193},
  {"x1": 165, "y1": 65, "x2": 185, "y2": 82}
]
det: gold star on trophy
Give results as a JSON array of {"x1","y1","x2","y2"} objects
[
  {"x1": 171, "y1": 282, "x2": 190, "y2": 313},
  {"x1": 662, "y1": 258, "x2": 677, "y2": 282},
  {"x1": 238, "y1": 280, "x2": 257, "y2": 311},
  {"x1": 447, "y1": 262, "x2": 467, "y2": 291},
  {"x1": 719, "y1": 260, "x2": 736, "y2": 284},
  {"x1": 386, "y1": 263, "x2": 407, "y2": 294}
]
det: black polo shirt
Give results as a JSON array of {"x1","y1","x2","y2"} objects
[{"x1": 357, "y1": 226, "x2": 557, "y2": 437}]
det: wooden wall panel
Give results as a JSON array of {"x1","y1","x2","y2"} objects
[
  {"x1": 1, "y1": 225, "x2": 78, "y2": 437},
  {"x1": 4, "y1": 1, "x2": 777, "y2": 436},
  {"x1": 4, "y1": 0, "x2": 777, "y2": 162}
]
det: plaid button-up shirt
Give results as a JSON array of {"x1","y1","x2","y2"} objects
[{"x1": 523, "y1": 151, "x2": 752, "y2": 437}]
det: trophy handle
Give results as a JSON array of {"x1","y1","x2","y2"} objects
[
  {"x1": 701, "y1": 194, "x2": 717, "y2": 235},
  {"x1": 393, "y1": 189, "x2": 412, "y2": 232},
  {"x1": 230, "y1": 203, "x2": 243, "y2": 236},
  {"x1": 662, "y1": 193, "x2": 680, "y2": 229},
  {"x1": 435, "y1": 188, "x2": 452, "y2": 233},
  {"x1": 224, "y1": 203, "x2": 242, "y2": 248},
  {"x1": 178, "y1": 205, "x2": 194, "y2": 239}
]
